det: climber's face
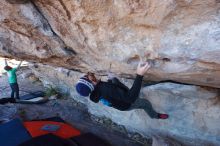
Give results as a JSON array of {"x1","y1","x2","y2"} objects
[{"x1": 85, "y1": 72, "x2": 97, "y2": 85}]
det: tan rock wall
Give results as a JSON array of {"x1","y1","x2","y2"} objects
[{"x1": 0, "y1": 0, "x2": 220, "y2": 87}]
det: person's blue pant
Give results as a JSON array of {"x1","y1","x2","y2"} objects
[{"x1": 10, "y1": 83, "x2": 19, "y2": 99}]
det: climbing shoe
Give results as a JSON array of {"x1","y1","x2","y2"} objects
[{"x1": 158, "y1": 113, "x2": 169, "y2": 119}]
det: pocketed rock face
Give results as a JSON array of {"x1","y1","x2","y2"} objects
[
  {"x1": 0, "y1": 0, "x2": 220, "y2": 88},
  {"x1": 0, "y1": 0, "x2": 82, "y2": 70},
  {"x1": 30, "y1": 64, "x2": 220, "y2": 146}
]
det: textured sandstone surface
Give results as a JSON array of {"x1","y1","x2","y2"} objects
[
  {"x1": 30, "y1": 64, "x2": 220, "y2": 146},
  {"x1": 1, "y1": 0, "x2": 220, "y2": 145},
  {"x1": 0, "y1": 0, "x2": 219, "y2": 88}
]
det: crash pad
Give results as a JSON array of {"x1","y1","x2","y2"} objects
[
  {"x1": 16, "y1": 97, "x2": 48, "y2": 104},
  {"x1": 19, "y1": 134, "x2": 77, "y2": 146},
  {"x1": 24, "y1": 121, "x2": 81, "y2": 139},
  {"x1": 20, "y1": 91, "x2": 45, "y2": 100},
  {"x1": 0, "y1": 119, "x2": 32, "y2": 146},
  {"x1": 71, "y1": 133, "x2": 111, "y2": 146}
]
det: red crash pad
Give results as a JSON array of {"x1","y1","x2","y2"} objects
[{"x1": 24, "y1": 121, "x2": 81, "y2": 139}]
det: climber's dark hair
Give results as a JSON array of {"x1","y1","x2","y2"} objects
[{"x1": 4, "y1": 66, "x2": 12, "y2": 71}]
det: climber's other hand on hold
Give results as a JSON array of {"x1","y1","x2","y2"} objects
[{"x1": 136, "y1": 61, "x2": 151, "y2": 76}]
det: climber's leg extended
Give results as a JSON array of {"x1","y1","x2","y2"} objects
[{"x1": 129, "y1": 98, "x2": 169, "y2": 119}]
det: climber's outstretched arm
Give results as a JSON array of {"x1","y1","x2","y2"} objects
[
  {"x1": 4, "y1": 58, "x2": 8, "y2": 66},
  {"x1": 17, "y1": 61, "x2": 23, "y2": 70}
]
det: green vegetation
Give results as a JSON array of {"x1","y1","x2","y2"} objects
[
  {"x1": 45, "y1": 87, "x2": 69, "y2": 99},
  {"x1": 45, "y1": 87, "x2": 59, "y2": 97}
]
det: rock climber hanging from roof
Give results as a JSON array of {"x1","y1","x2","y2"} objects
[{"x1": 76, "y1": 60, "x2": 169, "y2": 119}]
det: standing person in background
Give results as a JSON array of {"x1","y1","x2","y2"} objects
[{"x1": 4, "y1": 59, "x2": 22, "y2": 99}]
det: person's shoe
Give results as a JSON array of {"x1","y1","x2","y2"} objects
[
  {"x1": 9, "y1": 98, "x2": 16, "y2": 103},
  {"x1": 158, "y1": 113, "x2": 169, "y2": 119}
]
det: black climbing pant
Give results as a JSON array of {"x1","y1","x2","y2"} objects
[
  {"x1": 10, "y1": 83, "x2": 19, "y2": 99},
  {"x1": 110, "y1": 78, "x2": 159, "y2": 119},
  {"x1": 129, "y1": 98, "x2": 159, "y2": 119}
]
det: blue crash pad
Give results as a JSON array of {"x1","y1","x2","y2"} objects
[
  {"x1": 0, "y1": 119, "x2": 32, "y2": 146},
  {"x1": 20, "y1": 91, "x2": 45, "y2": 100}
]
